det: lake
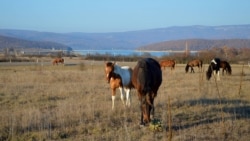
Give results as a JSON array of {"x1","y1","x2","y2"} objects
[{"x1": 74, "y1": 49, "x2": 173, "y2": 57}]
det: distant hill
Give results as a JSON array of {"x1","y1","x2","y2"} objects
[
  {"x1": 0, "y1": 35, "x2": 72, "y2": 51},
  {"x1": 138, "y1": 39, "x2": 250, "y2": 51},
  {"x1": 0, "y1": 24, "x2": 250, "y2": 50}
]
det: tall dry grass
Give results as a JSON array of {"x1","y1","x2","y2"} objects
[{"x1": 0, "y1": 59, "x2": 249, "y2": 141}]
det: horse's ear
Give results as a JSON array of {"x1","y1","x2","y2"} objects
[{"x1": 104, "y1": 61, "x2": 108, "y2": 65}]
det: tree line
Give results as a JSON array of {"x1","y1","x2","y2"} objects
[{"x1": 84, "y1": 46, "x2": 250, "y2": 64}]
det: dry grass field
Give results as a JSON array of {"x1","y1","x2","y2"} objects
[{"x1": 0, "y1": 57, "x2": 250, "y2": 141}]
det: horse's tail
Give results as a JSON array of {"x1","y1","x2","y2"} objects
[
  {"x1": 200, "y1": 60, "x2": 203, "y2": 68},
  {"x1": 185, "y1": 64, "x2": 189, "y2": 73}
]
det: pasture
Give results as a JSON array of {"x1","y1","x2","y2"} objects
[{"x1": 0, "y1": 58, "x2": 250, "y2": 141}]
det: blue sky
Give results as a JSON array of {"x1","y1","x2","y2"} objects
[{"x1": 1, "y1": 0, "x2": 249, "y2": 33}]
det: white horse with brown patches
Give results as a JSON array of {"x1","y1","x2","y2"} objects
[{"x1": 105, "y1": 62, "x2": 133, "y2": 110}]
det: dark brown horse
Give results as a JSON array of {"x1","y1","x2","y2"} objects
[
  {"x1": 185, "y1": 59, "x2": 203, "y2": 73},
  {"x1": 132, "y1": 58, "x2": 162, "y2": 125},
  {"x1": 220, "y1": 61, "x2": 232, "y2": 75},
  {"x1": 52, "y1": 58, "x2": 64, "y2": 65},
  {"x1": 159, "y1": 59, "x2": 175, "y2": 71}
]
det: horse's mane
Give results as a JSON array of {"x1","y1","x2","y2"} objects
[{"x1": 224, "y1": 61, "x2": 232, "y2": 74}]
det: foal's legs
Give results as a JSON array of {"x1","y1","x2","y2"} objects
[
  {"x1": 124, "y1": 88, "x2": 131, "y2": 107},
  {"x1": 119, "y1": 87, "x2": 125, "y2": 106},
  {"x1": 111, "y1": 88, "x2": 116, "y2": 110}
]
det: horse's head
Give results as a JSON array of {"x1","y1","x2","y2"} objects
[
  {"x1": 60, "y1": 58, "x2": 64, "y2": 63},
  {"x1": 105, "y1": 62, "x2": 115, "y2": 83},
  {"x1": 206, "y1": 70, "x2": 212, "y2": 80}
]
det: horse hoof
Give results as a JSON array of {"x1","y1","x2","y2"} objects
[
  {"x1": 139, "y1": 124, "x2": 145, "y2": 129},
  {"x1": 139, "y1": 123, "x2": 145, "y2": 128}
]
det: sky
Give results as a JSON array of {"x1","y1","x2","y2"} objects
[{"x1": 1, "y1": 0, "x2": 250, "y2": 33}]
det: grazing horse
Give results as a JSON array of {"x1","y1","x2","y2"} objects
[
  {"x1": 159, "y1": 59, "x2": 175, "y2": 72},
  {"x1": 132, "y1": 58, "x2": 162, "y2": 125},
  {"x1": 52, "y1": 58, "x2": 64, "y2": 65},
  {"x1": 105, "y1": 62, "x2": 133, "y2": 110},
  {"x1": 185, "y1": 59, "x2": 203, "y2": 73},
  {"x1": 206, "y1": 58, "x2": 221, "y2": 81},
  {"x1": 220, "y1": 61, "x2": 232, "y2": 75}
]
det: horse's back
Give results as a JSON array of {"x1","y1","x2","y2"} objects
[
  {"x1": 189, "y1": 59, "x2": 201, "y2": 65},
  {"x1": 133, "y1": 58, "x2": 162, "y2": 95},
  {"x1": 160, "y1": 59, "x2": 175, "y2": 67},
  {"x1": 115, "y1": 65, "x2": 133, "y2": 88}
]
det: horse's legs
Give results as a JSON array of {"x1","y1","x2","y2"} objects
[
  {"x1": 191, "y1": 67, "x2": 194, "y2": 73},
  {"x1": 124, "y1": 88, "x2": 131, "y2": 107},
  {"x1": 140, "y1": 96, "x2": 146, "y2": 126},
  {"x1": 226, "y1": 68, "x2": 229, "y2": 75},
  {"x1": 217, "y1": 71, "x2": 220, "y2": 81},
  {"x1": 171, "y1": 67, "x2": 174, "y2": 74},
  {"x1": 119, "y1": 87, "x2": 125, "y2": 106},
  {"x1": 111, "y1": 88, "x2": 116, "y2": 110},
  {"x1": 150, "y1": 105, "x2": 155, "y2": 121},
  {"x1": 213, "y1": 70, "x2": 216, "y2": 76},
  {"x1": 150, "y1": 100, "x2": 154, "y2": 121},
  {"x1": 140, "y1": 103, "x2": 144, "y2": 126}
]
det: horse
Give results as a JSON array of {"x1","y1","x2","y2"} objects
[
  {"x1": 52, "y1": 58, "x2": 64, "y2": 65},
  {"x1": 159, "y1": 59, "x2": 175, "y2": 72},
  {"x1": 132, "y1": 58, "x2": 162, "y2": 125},
  {"x1": 185, "y1": 59, "x2": 203, "y2": 73},
  {"x1": 220, "y1": 60, "x2": 232, "y2": 75},
  {"x1": 104, "y1": 62, "x2": 133, "y2": 110},
  {"x1": 206, "y1": 58, "x2": 221, "y2": 81}
]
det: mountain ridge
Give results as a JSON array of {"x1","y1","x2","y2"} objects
[
  {"x1": 0, "y1": 24, "x2": 250, "y2": 50},
  {"x1": 138, "y1": 38, "x2": 250, "y2": 51},
  {"x1": 0, "y1": 35, "x2": 71, "y2": 51}
]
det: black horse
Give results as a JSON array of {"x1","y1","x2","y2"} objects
[
  {"x1": 206, "y1": 58, "x2": 221, "y2": 81},
  {"x1": 132, "y1": 58, "x2": 162, "y2": 125}
]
